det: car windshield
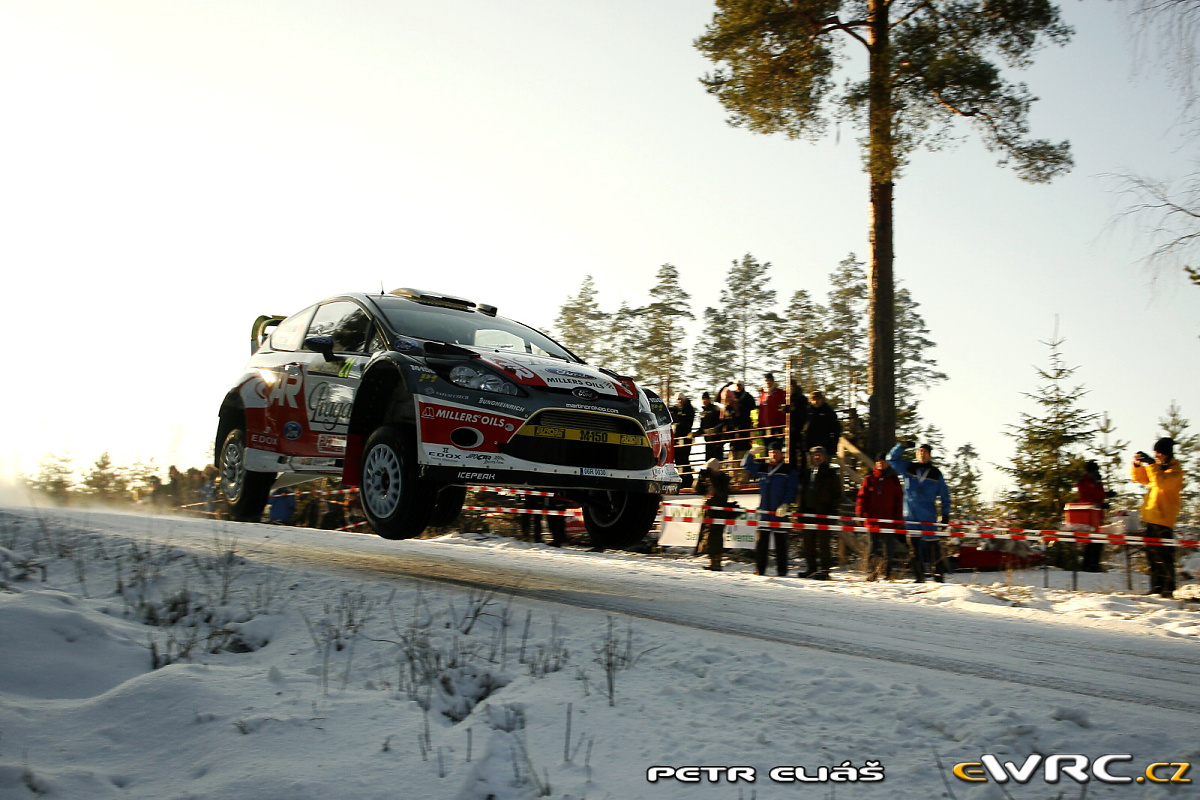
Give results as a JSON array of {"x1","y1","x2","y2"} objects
[{"x1": 373, "y1": 296, "x2": 577, "y2": 361}]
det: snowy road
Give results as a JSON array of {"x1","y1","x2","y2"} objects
[{"x1": 36, "y1": 507, "x2": 1200, "y2": 714}]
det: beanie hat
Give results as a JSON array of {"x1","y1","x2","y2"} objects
[
  {"x1": 1154, "y1": 437, "x2": 1175, "y2": 459},
  {"x1": 704, "y1": 458, "x2": 723, "y2": 472}
]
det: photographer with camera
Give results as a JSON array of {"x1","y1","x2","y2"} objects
[{"x1": 1131, "y1": 438, "x2": 1184, "y2": 598}]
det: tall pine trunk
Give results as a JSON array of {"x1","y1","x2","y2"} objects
[{"x1": 867, "y1": 0, "x2": 896, "y2": 454}]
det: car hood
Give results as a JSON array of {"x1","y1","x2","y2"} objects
[{"x1": 475, "y1": 352, "x2": 637, "y2": 399}]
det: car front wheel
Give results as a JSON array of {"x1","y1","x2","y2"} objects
[
  {"x1": 218, "y1": 427, "x2": 275, "y2": 521},
  {"x1": 581, "y1": 490, "x2": 662, "y2": 550},
  {"x1": 359, "y1": 425, "x2": 436, "y2": 540}
]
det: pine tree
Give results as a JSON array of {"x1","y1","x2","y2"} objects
[
  {"x1": 948, "y1": 443, "x2": 985, "y2": 521},
  {"x1": 715, "y1": 253, "x2": 775, "y2": 384},
  {"x1": 604, "y1": 302, "x2": 644, "y2": 379},
  {"x1": 770, "y1": 288, "x2": 828, "y2": 391},
  {"x1": 82, "y1": 451, "x2": 130, "y2": 503},
  {"x1": 635, "y1": 264, "x2": 695, "y2": 398},
  {"x1": 29, "y1": 451, "x2": 76, "y2": 504},
  {"x1": 697, "y1": 0, "x2": 1072, "y2": 453},
  {"x1": 818, "y1": 254, "x2": 869, "y2": 407},
  {"x1": 693, "y1": 306, "x2": 737, "y2": 390},
  {"x1": 554, "y1": 275, "x2": 607, "y2": 363},
  {"x1": 1001, "y1": 335, "x2": 1099, "y2": 526}
]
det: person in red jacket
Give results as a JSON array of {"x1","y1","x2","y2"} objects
[
  {"x1": 856, "y1": 453, "x2": 904, "y2": 580},
  {"x1": 1075, "y1": 460, "x2": 1111, "y2": 572},
  {"x1": 758, "y1": 372, "x2": 787, "y2": 435}
]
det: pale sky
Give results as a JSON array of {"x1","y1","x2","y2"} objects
[{"x1": 1, "y1": 0, "x2": 1196, "y2": 499}]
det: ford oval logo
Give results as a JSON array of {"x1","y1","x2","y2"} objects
[
  {"x1": 572, "y1": 387, "x2": 599, "y2": 400},
  {"x1": 547, "y1": 368, "x2": 592, "y2": 379}
]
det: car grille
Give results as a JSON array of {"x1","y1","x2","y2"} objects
[
  {"x1": 500, "y1": 411, "x2": 654, "y2": 470},
  {"x1": 531, "y1": 411, "x2": 638, "y2": 435}
]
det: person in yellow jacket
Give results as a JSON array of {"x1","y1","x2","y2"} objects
[{"x1": 1130, "y1": 437, "x2": 1184, "y2": 598}]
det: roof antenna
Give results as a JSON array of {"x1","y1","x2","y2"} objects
[{"x1": 380, "y1": 280, "x2": 384, "y2": 296}]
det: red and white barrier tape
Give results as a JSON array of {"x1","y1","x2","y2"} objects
[
  {"x1": 465, "y1": 485, "x2": 561, "y2": 498},
  {"x1": 659, "y1": 509, "x2": 1199, "y2": 548},
  {"x1": 461, "y1": 505, "x2": 583, "y2": 518}
]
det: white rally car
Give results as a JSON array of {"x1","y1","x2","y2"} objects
[{"x1": 215, "y1": 288, "x2": 680, "y2": 548}]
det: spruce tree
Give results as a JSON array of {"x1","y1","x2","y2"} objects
[
  {"x1": 82, "y1": 451, "x2": 130, "y2": 503},
  {"x1": 1094, "y1": 413, "x2": 1132, "y2": 509},
  {"x1": 554, "y1": 275, "x2": 606, "y2": 363},
  {"x1": 1001, "y1": 336, "x2": 1099, "y2": 526},
  {"x1": 1158, "y1": 401, "x2": 1198, "y2": 523},
  {"x1": 894, "y1": 286, "x2": 947, "y2": 431},
  {"x1": 635, "y1": 264, "x2": 695, "y2": 398},
  {"x1": 948, "y1": 443, "x2": 985, "y2": 521}
]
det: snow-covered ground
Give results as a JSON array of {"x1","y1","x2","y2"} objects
[{"x1": 1, "y1": 505, "x2": 1198, "y2": 800}]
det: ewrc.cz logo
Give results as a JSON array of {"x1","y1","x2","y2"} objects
[{"x1": 953, "y1": 755, "x2": 1191, "y2": 784}]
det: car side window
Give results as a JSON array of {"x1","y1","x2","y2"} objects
[
  {"x1": 306, "y1": 301, "x2": 374, "y2": 354},
  {"x1": 270, "y1": 306, "x2": 316, "y2": 352}
]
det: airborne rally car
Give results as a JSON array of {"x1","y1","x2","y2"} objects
[{"x1": 215, "y1": 288, "x2": 681, "y2": 548}]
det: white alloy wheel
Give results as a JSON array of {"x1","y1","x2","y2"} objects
[{"x1": 362, "y1": 440, "x2": 403, "y2": 518}]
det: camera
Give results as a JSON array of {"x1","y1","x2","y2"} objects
[{"x1": 1135, "y1": 451, "x2": 1153, "y2": 466}]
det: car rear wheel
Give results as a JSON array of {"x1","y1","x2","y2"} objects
[
  {"x1": 218, "y1": 427, "x2": 275, "y2": 521},
  {"x1": 581, "y1": 490, "x2": 661, "y2": 550},
  {"x1": 360, "y1": 425, "x2": 436, "y2": 540}
]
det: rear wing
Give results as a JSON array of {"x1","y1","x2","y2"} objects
[{"x1": 251, "y1": 315, "x2": 286, "y2": 354}]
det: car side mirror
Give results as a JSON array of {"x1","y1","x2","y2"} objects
[{"x1": 304, "y1": 336, "x2": 342, "y2": 362}]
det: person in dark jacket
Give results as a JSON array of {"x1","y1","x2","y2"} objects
[
  {"x1": 887, "y1": 442, "x2": 952, "y2": 582},
  {"x1": 697, "y1": 392, "x2": 725, "y2": 462},
  {"x1": 856, "y1": 453, "x2": 904, "y2": 580},
  {"x1": 786, "y1": 381, "x2": 811, "y2": 468},
  {"x1": 671, "y1": 393, "x2": 696, "y2": 490},
  {"x1": 801, "y1": 445, "x2": 842, "y2": 579},
  {"x1": 742, "y1": 441, "x2": 799, "y2": 576},
  {"x1": 804, "y1": 391, "x2": 841, "y2": 456},
  {"x1": 695, "y1": 458, "x2": 734, "y2": 571},
  {"x1": 734, "y1": 381, "x2": 757, "y2": 432}
]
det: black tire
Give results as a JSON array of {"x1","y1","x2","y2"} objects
[
  {"x1": 582, "y1": 491, "x2": 662, "y2": 550},
  {"x1": 217, "y1": 427, "x2": 276, "y2": 521},
  {"x1": 428, "y1": 485, "x2": 467, "y2": 528},
  {"x1": 359, "y1": 425, "x2": 436, "y2": 540}
]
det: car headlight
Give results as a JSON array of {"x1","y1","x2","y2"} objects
[{"x1": 448, "y1": 365, "x2": 519, "y2": 395}]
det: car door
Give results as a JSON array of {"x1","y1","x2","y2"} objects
[{"x1": 289, "y1": 300, "x2": 382, "y2": 463}]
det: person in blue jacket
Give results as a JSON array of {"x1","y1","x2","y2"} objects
[
  {"x1": 267, "y1": 487, "x2": 297, "y2": 525},
  {"x1": 887, "y1": 442, "x2": 952, "y2": 582},
  {"x1": 742, "y1": 439, "x2": 800, "y2": 576}
]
